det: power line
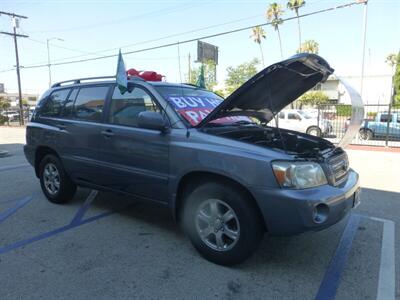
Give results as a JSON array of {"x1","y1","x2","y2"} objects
[
  {"x1": 20, "y1": 13, "x2": 263, "y2": 67},
  {"x1": 28, "y1": 2, "x2": 202, "y2": 33},
  {"x1": 1, "y1": 1, "x2": 365, "y2": 73},
  {"x1": 15, "y1": 0, "x2": 328, "y2": 67}
]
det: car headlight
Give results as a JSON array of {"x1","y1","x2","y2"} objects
[{"x1": 271, "y1": 161, "x2": 328, "y2": 189}]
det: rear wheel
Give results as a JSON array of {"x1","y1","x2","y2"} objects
[
  {"x1": 306, "y1": 126, "x2": 322, "y2": 137},
  {"x1": 182, "y1": 181, "x2": 264, "y2": 265},
  {"x1": 359, "y1": 128, "x2": 373, "y2": 140},
  {"x1": 39, "y1": 154, "x2": 76, "y2": 204}
]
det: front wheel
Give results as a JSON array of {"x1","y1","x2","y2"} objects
[
  {"x1": 39, "y1": 154, "x2": 77, "y2": 204},
  {"x1": 359, "y1": 129, "x2": 373, "y2": 140},
  {"x1": 306, "y1": 126, "x2": 322, "y2": 137},
  {"x1": 182, "y1": 181, "x2": 264, "y2": 266}
]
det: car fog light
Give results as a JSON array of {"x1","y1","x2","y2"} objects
[{"x1": 313, "y1": 203, "x2": 329, "y2": 224}]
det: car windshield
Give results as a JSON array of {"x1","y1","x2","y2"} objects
[
  {"x1": 155, "y1": 85, "x2": 252, "y2": 126},
  {"x1": 297, "y1": 110, "x2": 313, "y2": 119}
]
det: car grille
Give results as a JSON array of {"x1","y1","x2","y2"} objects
[{"x1": 327, "y1": 152, "x2": 349, "y2": 186}]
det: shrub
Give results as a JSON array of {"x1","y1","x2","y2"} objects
[
  {"x1": 0, "y1": 115, "x2": 9, "y2": 125},
  {"x1": 336, "y1": 105, "x2": 352, "y2": 117}
]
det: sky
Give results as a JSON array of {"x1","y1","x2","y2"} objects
[{"x1": 0, "y1": 0, "x2": 399, "y2": 96}]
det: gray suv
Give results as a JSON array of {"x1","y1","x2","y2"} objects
[{"x1": 24, "y1": 53, "x2": 360, "y2": 265}]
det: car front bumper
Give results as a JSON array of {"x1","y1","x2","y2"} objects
[{"x1": 251, "y1": 169, "x2": 360, "y2": 235}]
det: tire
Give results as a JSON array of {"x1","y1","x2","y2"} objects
[
  {"x1": 39, "y1": 154, "x2": 76, "y2": 204},
  {"x1": 306, "y1": 126, "x2": 322, "y2": 137},
  {"x1": 182, "y1": 181, "x2": 264, "y2": 266},
  {"x1": 359, "y1": 129, "x2": 373, "y2": 140}
]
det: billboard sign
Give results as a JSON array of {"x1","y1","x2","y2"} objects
[{"x1": 197, "y1": 41, "x2": 218, "y2": 65}]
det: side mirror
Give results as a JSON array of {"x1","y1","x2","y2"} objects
[{"x1": 137, "y1": 111, "x2": 169, "y2": 132}]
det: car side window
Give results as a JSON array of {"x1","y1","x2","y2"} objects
[
  {"x1": 279, "y1": 112, "x2": 285, "y2": 119},
  {"x1": 73, "y1": 86, "x2": 109, "y2": 122},
  {"x1": 40, "y1": 89, "x2": 71, "y2": 117},
  {"x1": 109, "y1": 86, "x2": 160, "y2": 127},
  {"x1": 380, "y1": 114, "x2": 392, "y2": 123},
  {"x1": 288, "y1": 113, "x2": 300, "y2": 120},
  {"x1": 61, "y1": 88, "x2": 79, "y2": 118}
]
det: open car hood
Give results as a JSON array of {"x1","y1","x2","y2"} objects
[{"x1": 196, "y1": 53, "x2": 334, "y2": 127}]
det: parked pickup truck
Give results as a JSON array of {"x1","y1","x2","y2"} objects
[{"x1": 358, "y1": 112, "x2": 400, "y2": 140}]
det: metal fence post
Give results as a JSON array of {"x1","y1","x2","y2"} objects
[{"x1": 385, "y1": 103, "x2": 392, "y2": 147}]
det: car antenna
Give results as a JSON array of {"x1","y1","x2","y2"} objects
[{"x1": 266, "y1": 68, "x2": 288, "y2": 153}]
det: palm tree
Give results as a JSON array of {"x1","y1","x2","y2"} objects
[
  {"x1": 250, "y1": 26, "x2": 266, "y2": 67},
  {"x1": 287, "y1": 0, "x2": 306, "y2": 50},
  {"x1": 298, "y1": 39, "x2": 319, "y2": 54},
  {"x1": 386, "y1": 53, "x2": 399, "y2": 72},
  {"x1": 266, "y1": 3, "x2": 284, "y2": 59}
]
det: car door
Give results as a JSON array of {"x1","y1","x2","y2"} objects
[
  {"x1": 280, "y1": 112, "x2": 303, "y2": 132},
  {"x1": 389, "y1": 114, "x2": 400, "y2": 139},
  {"x1": 57, "y1": 84, "x2": 112, "y2": 184},
  {"x1": 96, "y1": 84, "x2": 169, "y2": 202}
]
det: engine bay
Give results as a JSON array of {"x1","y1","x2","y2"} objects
[{"x1": 202, "y1": 124, "x2": 336, "y2": 159}]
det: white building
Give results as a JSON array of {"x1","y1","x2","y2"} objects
[{"x1": 317, "y1": 74, "x2": 393, "y2": 105}]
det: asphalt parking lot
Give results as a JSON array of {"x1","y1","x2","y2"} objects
[{"x1": 0, "y1": 127, "x2": 399, "y2": 300}]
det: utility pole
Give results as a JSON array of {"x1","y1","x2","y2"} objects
[
  {"x1": 188, "y1": 53, "x2": 191, "y2": 82},
  {"x1": 47, "y1": 37, "x2": 64, "y2": 87},
  {"x1": 359, "y1": 0, "x2": 368, "y2": 104},
  {"x1": 0, "y1": 11, "x2": 28, "y2": 126}
]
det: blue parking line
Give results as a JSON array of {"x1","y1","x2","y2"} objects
[
  {"x1": 0, "y1": 210, "x2": 116, "y2": 255},
  {"x1": 0, "y1": 163, "x2": 30, "y2": 172},
  {"x1": 0, "y1": 196, "x2": 33, "y2": 224},
  {"x1": 314, "y1": 214, "x2": 361, "y2": 300},
  {"x1": 69, "y1": 190, "x2": 98, "y2": 226}
]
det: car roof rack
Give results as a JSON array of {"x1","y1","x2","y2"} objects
[{"x1": 51, "y1": 75, "x2": 144, "y2": 88}]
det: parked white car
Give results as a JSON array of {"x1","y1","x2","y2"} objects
[{"x1": 270, "y1": 109, "x2": 332, "y2": 137}]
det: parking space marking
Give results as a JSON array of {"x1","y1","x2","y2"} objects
[
  {"x1": 315, "y1": 214, "x2": 361, "y2": 300},
  {"x1": 0, "y1": 163, "x2": 30, "y2": 172},
  {"x1": 69, "y1": 190, "x2": 98, "y2": 225},
  {"x1": 0, "y1": 190, "x2": 132, "y2": 255},
  {"x1": 0, "y1": 196, "x2": 33, "y2": 223},
  {"x1": 364, "y1": 215, "x2": 396, "y2": 300}
]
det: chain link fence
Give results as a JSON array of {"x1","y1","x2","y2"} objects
[{"x1": 318, "y1": 103, "x2": 400, "y2": 147}]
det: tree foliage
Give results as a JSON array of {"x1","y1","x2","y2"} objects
[
  {"x1": 187, "y1": 60, "x2": 217, "y2": 91},
  {"x1": 297, "y1": 39, "x2": 319, "y2": 54},
  {"x1": 225, "y1": 58, "x2": 260, "y2": 95},
  {"x1": 250, "y1": 26, "x2": 266, "y2": 67},
  {"x1": 266, "y1": 3, "x2": 284, "y2": 58},
  {"x1": 298, "y1": 91, "x2": 329, "y2": 106},
  {"x1": 387, "y1": 52, "x2": 400, "y2": 104},
  {"x1": 287, "y1": 0, "x2": 306, "y2": 49},
  {"x1": 0, "y1": 96, "x2": 10, "y2": 111}
]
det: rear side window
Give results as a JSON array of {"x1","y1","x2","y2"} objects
[
  {"x1": 62, "y1": 88, "x2": 79, "y2": 118},
  {"x1": 279, "y1": 112, "x2": 285, "y2": 119},
  {"x1": 40, "y1": 89, "x2": 70, "y2": 117},
  {"x1": 109, "y1": 86, "x2": 160, "y2": 127},
  {"x1": 380, "y1": 114, "x2": 392, "y2": 123},
  {"x1": 288, "y1": 113, "x2": 300, "y2": 120},
  {"x1": 73, "y1": 86, "x2": 109, "y2": 122}
]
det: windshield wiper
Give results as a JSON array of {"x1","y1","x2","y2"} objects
[{"x1": 230, "y1": 120, "x2": 259, "y2": 126}]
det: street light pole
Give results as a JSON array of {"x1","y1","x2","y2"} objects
[
  {"x1": 359, "y1": 0, "x2": 368, "y2": 103},
  {"x1": 46, "y1": 37, "x2": 63, "y2": 87}
]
